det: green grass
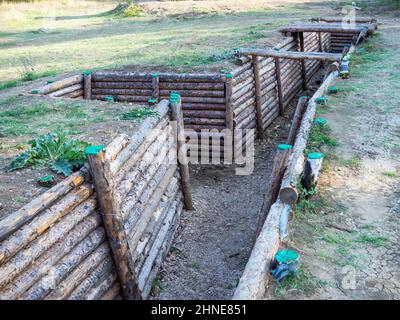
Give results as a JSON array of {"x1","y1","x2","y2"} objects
[
  {"x1": 274, "y1": 265, "x2": 318, "y2": 299},
  {"x1": 0, "y1": 0, "x2": 326, "y2": 85},
  {"x1": 357, "y1": 234, "x2": 388, "y2": 247},
  {"x1": 382, "y1": 171, "x2": 399, "y2": 178},
  {"x1": 0, "y1": 96, "x2": 119, "y2": 139}
]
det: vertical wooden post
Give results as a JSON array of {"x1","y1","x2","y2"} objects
[
  {"x1": 251, "y1": 55, "x2": 264, "y2": 138},
  {"x1": 169, "y1": 94, "x2": 193, "y2": 211},
  {"x1": 151, "y1": 73, "x2": 160, "y2": 102},
  {"x1": 255, "y1": 144, "x2": 292, "y2": 238},
  {"x1": 85, "y1": 146, "x2": 139, "y2": 300},
  {"x1": 286, "y1": 96, "x2": 309, "y2": 145},
  {"x1": 318, "y1": 32, "x2": 324, "y2": 69},
  {"x1": 224, "y1": 73, "x2": 234, "y2": 162},
  {"x1": 298, "y1": 32, "x2": 307, "y2": 90},
  {"x1": 274, "y1": 57, "x2": 284, "y2": 116},
  {"x1": 83, "y1": 71, "x2": 92, "y2": 100}
]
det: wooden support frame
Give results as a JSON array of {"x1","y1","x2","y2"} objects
[
  {"x1": 151, "y1": 73, "x2": 160, "y2": 102},
  {"x1": 237, "y1": 48, "x2": 341, "y2": 62},
  {"x1": 86, "y1": 147, "x2": 140, "y2": 300},
  {"x1": 169, "y1": 95, "x2": 193, "y2": 211},
  {"x1": 274, "y1": 57, "x2": 284, "y2": 116},
  {"x1": 298, "y1": 32, "x2": 308, "y2": 90},
  {"x1": 279, "y1": 23, "x2": 364, "y2": 34},
  {"x1": 224, "y1": 74, "x2": 234, "y2": 131},
  {"x1": 83, "y1": 72, "x2": 92, "y2": 100},
  {"x1": 251, "y1": 56, "x2": 264, "y2": 137}
]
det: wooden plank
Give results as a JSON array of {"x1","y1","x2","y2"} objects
[
  {"x1": 252, "y1": 56, "x2": 264, "y2": 137},
  {"x1": 237, "y1": 48, "x2": 342, "y2": 62}
]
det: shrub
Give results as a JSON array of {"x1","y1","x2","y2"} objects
[{"x1": 123, "y1": 2, "x2": 143, "y2": 17}]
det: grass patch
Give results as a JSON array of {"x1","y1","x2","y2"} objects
[
  {"x1": 120, "y1": 107, "x2": 159, "y2": 121},
  {"x1": 356, "y1": 234, "x2": 388, "y2": 247},
  {"x1": 339, "y1": 156, "x2": 362, "y2": 169},
  {"x1": 305, "y1": 123, "x2": 339, "y2": 159},
  {"x1": 382, "y1": 171, "x2": 399, "y2": 178},
  {"x1": 274, "y1": 265, "x2": 318, "y2": 299}
]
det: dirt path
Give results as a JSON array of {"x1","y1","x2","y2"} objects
[
  {"x1": 267, "y1": 17, "x2": 400, "y2": 300},
  {"x1": 151, "y1": 108, "x2": 296, "y2": 300}
]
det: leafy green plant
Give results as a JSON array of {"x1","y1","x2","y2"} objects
[
  {"x1": 8, "y1": 131, "x2": 90, "y2": 176},
  {"x1": 120, "y1": 107, "x2": 159, "y2": 120}
]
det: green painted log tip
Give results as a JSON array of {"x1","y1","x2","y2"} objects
[
  {"x1": 328, "y1": 86, "x2": 338, "y2": 94},
  {"x1": 83, "y1": 71, "x2": 92, "y2": 75},
  {"x1": 151, "y1": 73, "x2": 159, "y2": 77},
  {"x1": 31, "y1": 89, "x2": 41, "y2": 94},
  {"x1": 37, "y1": 175, "x2": 54, "y2": 182},
  {"x1": 274, "y1": 47, "x2": 280, "y2": 51},
  {"x1": 225, "y1": 73, "x2": 233, "y2": 78},
  {"x1": 277, "y1": 144, "x2": 293, "y2": 150},
  {"x1": 315, "y1": 96, "x2": 327, "y2": 104},
  {"x1": 85, "y1": 145, "x2": 105, "y2": 156},
  {"x1": 314, "y1": 117, "x2": 327, "y2": 125},
  {"x1": 46, "y1": 80, "x2": 54, "y2": 84},
  {"x1": 308, "y1": 152, "x2": 324, "y2": 159},
  {"x1": 148, "y1": 99, "x2": 157, "y2": 103},
  {"x1": 105, "y1": 96, "x2": 114, "y2": 101}
]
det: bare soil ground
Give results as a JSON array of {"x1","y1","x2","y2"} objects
[
  {"x1": 267, "y1": 17, "x2": 400, "y2": 300},
  {"x1": 151, "y1": 105, "x2": 297, "y2": 300}
]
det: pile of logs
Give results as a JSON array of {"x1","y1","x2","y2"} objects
[
  {"x1": 86, "y1": 99, "x2": 190, "y2": 300},
  {"x1": 0, "y1": 169, "x2": 122, "y2": 300},
  {"x1": 32, "y1": 74, "x2": 84, "y2": 99}
]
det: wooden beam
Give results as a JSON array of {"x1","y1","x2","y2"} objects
[
  {"x1": 310, "y1": 16, "x2": 377, "y2": 25},
  {"x1": 237, "y1": 48, "x2": 341, "y2": 62},
  {"x1": 279, "y1": 23, "x2": 364, "y2": 34},
  {"x1": 83, "y1": 72, "x2": 92, "y2": 100},
  {"x1": 274, "y1": 57, "x2": 284, "y2": 116},
  {"x1": 169, "y1": 94, "x2": 193, "y2": 211},
  {"x1": 252, "y1": 56, "x2": 264, "y2": 137},
  {"x1": 298, "y1": 32, "x2": 307, "y2": 90},
  {"x1": 286, "y1": 96, "x2": 309, "y2": 145},
  {"x1": 85, "y1": 147, "x2": 140, "y2": 300}
]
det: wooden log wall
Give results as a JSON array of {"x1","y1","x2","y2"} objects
[
  {"x1": 231, "y1": 32, "x2": 327, "y2": 137},
  {"x1": 0, "y1": 169, "x2": 122, "y2": 300},
  {"x1": 86, "y1": 99, "x2": 186, "y2": 299}
]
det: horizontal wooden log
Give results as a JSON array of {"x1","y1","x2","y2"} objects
[
  {"x1": 92, "y1": 71, "x2": 152, "y2": 82},
  {"x1": 66, "y1": 89, "x2": 84, "y2": 99},
  {"x1": 181, "y1": 103, "x2": 226, "y2": 111},
  {"x1": 233, "y1": 201, "x2": 284, "y2": 300},
  {"x1": 160, "y1": 96, "x2": 225, "y2": 104},
  {"x1": 159, "y1": 82, "x2": 224, "y2": 90},
  {"x1": 36, "y1": 75, "x2": 83, "y2": 95},
  {"x1": 279, "y1": 23, "x2": 363, "y2": 34},
  {"x1": 184, "y1": 124, "x2": 226, "y2": 131},
  {"x1": 49, "y1": 84, "x2": 83, "y2": 98},
  {"x1": 92, "y1": 95, "x2": 152, "y2": 102},
  {"x1": 0, "y1": 197, "x2": 97, "y2": 290},
  {"x1": 67, "y1": 257, "x2": 114, "y2": 300},
  {"x1": 100, "y1": 281, "x2": 121, "y2": 300},
  {"x1": 233, "y1": 97, "x2": 255, "y2": 116},
  {"x1": 109, "y1": 100, "x2": 169, "y2": 178},
  {"x1": 44, "y1": 243, "x2": 111, "y2": 299},
  {"x1": 92, "y1": 88, "x2": 153, "y2": 96},
  {"x1": 160, "y1": 89, "x2": 224, "y2": 98},
  {"x1": 84, "y1": 269, "x2": 118, "y2": 300},
  {"x1": 310, "y1": 16, "x2": 377, "y2": 23},
  {"x1": 159, "y1": 73, "x2": 224, "y2": 83},
  {"x1": 183, "y1": 110, "x2": 226, "y2": 119},
  {"x1": 21, "y1": 227, "x2": 106, "y2": 300},
  {"x1": 238, "y1": 48, "x2": 342, "y2": 62},
  {"x1": 127, "y1": 165, "x2": 177, "y2": 245},
  {"x1": 0, "y1": 213, "x2": 101, "y2": 299},
  {"x1": 0, "y1": 171, "x2": 86, "y2": 243},
  {"x1": 92, "y1": 81, "x2": 152, "y2": 89}
]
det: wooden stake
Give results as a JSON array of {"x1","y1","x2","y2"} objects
[
  {"x1": 299, "y1": 32, "x2": 307, "y2": 90},
  {"x1": 151, "y1": 73, "x2": 160, "y2": 102},
  {"x1": 252, "y1": 56, "x2": 264, "y2": 137},
  {"x1": 169, "y1": 95, "x2": 193, "y2": 211},
  {"x1": 286, "y1": 96, "x2": 309, "y2": 145},
  {"x1": 83, "y1": 72, "x2": 92, "y2": 100},
  {"x1": 85, "y1": 146, "x2": 139, "y2": 300},
  {"x1": 274, "y1": 57, "x2": 284, "y2": 116}
]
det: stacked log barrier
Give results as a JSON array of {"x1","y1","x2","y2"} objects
[
  {"x1": 86, "y1": 99, "x2": 187, "y2": 300},
  {"x1": 32, "y1": 74, "x2": 84, "y2": 99},
  {"x1": 0, "y1": 169, "x2": 122, "y2": 300}
]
